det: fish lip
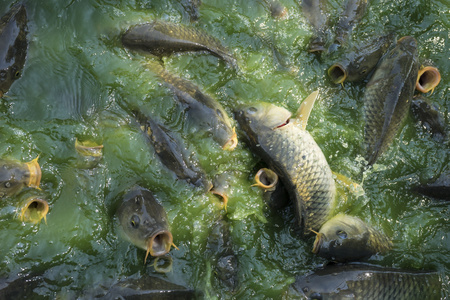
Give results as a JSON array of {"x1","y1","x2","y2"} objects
[
  {"x1": 222, "y1": 127, "x2": 238, "y2": 151},
  {"x1": 252, "y1": 168, "x2": 278, "y2": 190},
  {"x1": 20, "y1": 197, "x2": 49, "y2": 224},
  {"x1": 146, "y1": 229, "x2": 173, "y2": 259},
  {"x1": 328, "y1": 63, "x2": 347, "y2": 84},
  {"x1": 312, "y1": 233, "x2": 324, "y2": 254},
  {"x1": 416, "y1": 66, "x2": 441, "y2": 93},
  {"x1": 25, "y1": 156, "x2": 41, "y2": 189},
  {"x1": 210, "y1": 188, "x2": 229, "y2": 210}
]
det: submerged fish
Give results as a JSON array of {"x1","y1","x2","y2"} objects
[
  {"x1": 145, "y1": 62, "x2": 237, "y2": 151},
  {"x1": 416, "y1": 62, "x2": 441, "y2": 94},
  {"x1": 122, "y1": 20, "x2": 236, "y2": 67},
  {"x1": 334, "y1": 0, "x2": 369, "y2": 45},
  {"x1": 134, "y1": 110, "x2": 212, "y2": 191},
  {"x1": 328, "y1": 34, "x2": 394, "y2": 84},
  {"x1": 235, "y1": 91, "x2": 336, "y2": 235},
  {"x1": 410, "y1": 95, "x2": 447, "y2": 140},
  {"x1": 363, "y1": 36, "x2": 419, "y2": 165},
  {"x1": 116, "y1": 186, "x2": 175, "y2": 263},
  {"x1": 414, "y1": 170, "x2": 450, "y2": 201},
  {"x1": 301, "y1": 0, "x2": 330, "y2": 52},
  {"x1": 0, "y1": 4, "x2": 27, "y2": 97},
  {"x1": 252, "y1": 167, "x2": 289, "y2": 210},
  {"x1": 289, "y1": 263, "x2": 442, "y2": 300},
  {"x1": 312, "y1": 214, "x2": 392, "y2": 262},
  {"x1": 0, "y1": 156, "x2": 41, "y2": 198}
]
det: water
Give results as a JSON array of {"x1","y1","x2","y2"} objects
[{"x1": 0, "y1": 0, "x2": 448, "y2": 298}]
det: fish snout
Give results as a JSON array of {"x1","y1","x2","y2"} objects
[
  {"x1": 146, "y1": 229, "x2": 173, "y2": 258},
  {"x1": 328, "y1": 63, "x2": 347, "y2": 84}
]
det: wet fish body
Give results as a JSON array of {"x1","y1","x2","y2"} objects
[
  {"x1": 134, "y1": 110, "x2": 212, "y2": 191},
  {"x1": 0, "y1": 157, "x2": 41, "y2": 198},
  {"x1": 363, "y1": 36, "x2": 419, "y2": 165},
  {"x1": 334, "y1": 0, "x2": 369, "y2": 45},
  {"x1": 235, "y1": 101, "x2": 336, "y2": 235},
  {"x1": 290, "y1": 263, "x2": 442, "y2": 300},
  {"x1": 328, "y1": 33, "x2": 394, "y2": 84},
  {"x1": 146, "y1": 62, "x2": 237, "y2": 150},
  {"x1": 312, "y1": 214, "x2": 392, "y2": 262},
  {"x1": 410, "y1": 95, "x2": 447, "y2": 140},
  {"x1": 0, "y1": 4, "x2": 27, "y2": 97},
  {"x1": 116, "y1": 186, "x2": 173, "y2": 261},
  {"x1": 301, "y1": 0, "x2": 330, "y2": 52},
  {"x1": 122, "y1": 20, "x2": 236, "y2": 67},
  {"x1": 414, "y1": 170, "x2": 450, "y2": 201}
]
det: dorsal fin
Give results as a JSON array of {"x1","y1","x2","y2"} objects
[{"x1": 294, "y1": 90, "x2": 319, "y2": 130}]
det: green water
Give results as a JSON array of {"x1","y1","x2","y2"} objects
[{"x1": 0, "y1": 0, "x2": 448, "y2": 298}]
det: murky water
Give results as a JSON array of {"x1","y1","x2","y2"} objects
[{"x1": 0, "y1": 0, "x2": 448, "y2": 298}]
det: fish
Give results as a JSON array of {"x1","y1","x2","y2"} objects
[
  {"x1": 0, "y1": 4, "x2": 28, "y2": 98},
  {"x1": 416, "y1": 62, "x2": 441, "y2": 94},
  {"x1": 145, "y1": 61, "x2": 237, "y2": 151},
  {"x1": 328, "y1": 33, "x2": 394, "y2": 84},
  {"x1": 252, "y1": 167, "x2": 289, "y2": 210},
  {"x1": 264, "y1": 0, "x2": 288, "y2": 19},
  {"x1": 116, "y1": 186, "x2": 175, "y2": 263},
  {"x1": 206, "y1": 218, "x2": 239, "y2": 293},
  {"x1": 363, "y1": 36, "x2": 419, "y2": 165},
  {"x1": 312, "y1": 213, "x2": 392, "y2": 262},
  {"x1": 0, "y1": 156, "x2": 41, "y2": 198},
  {"x1": 414, "y1": 170, "x2": 450, "y2": 201},
  {"x1": 19, "y1": 197, "x2": 49, "y2": 224},
  {"x1": 122, "y1": 20, "x2": 237, "y2": 68},
  {"x1": 133, "y1": 110, "x2": 212, "y2": 191},
  {"x1": 0, "y1": 273, "x2": 45, "y2": 299},
  {"x1": 235, "y1": 91, "x2": 336, "y2": 235},
  {"x1": 75, "y1": 138, "x2": 103, "y2": 169},
  {"x1": 334, "y1": 0, "x2": 369, "y2": 45},
  {"x1": 301, "y1": 0, "x2": 330, "y2": 52},
  {"x1": 289, "y1": 263, "x2": 442, "y2": 300},
  {"x1": 210, "y1": 172, "x2": 233, "y2": 210},
  {"x1": 410, "y1": 95, "x2": 447, "y2": 140}
]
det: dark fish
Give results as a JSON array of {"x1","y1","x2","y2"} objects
[
  {"x1": 122, "y1": 20, "x2": 237, "y2": 67},
  {"x1": 289, "y1": 263, "x2": 442, "y2": 300},
  {"x1": 328, "y1": 33, "x2": 394, "y2": 84},
  {"x1": 334, "y1": 0, "x2": 369, "y2": 45},
  {"x1": 234, "y1": 91, "x2": 336, "y2": 235},
  {"x1": 206, "y1": 218, "x2": 239, "y2": 294},
  {"x1": 82, "y1": 275, "x2": 197, "y2": 300},
  {"x1": 182, "y1": 0, "x2": 202, "y2": 22},
  {"x1": 363, "y1": 36, "x2": 419, "y2": 165},
  {"x1": 210, "y1": 172, "x2": 233, "y2": 210},
  {"x1": 410, "y1": 95, "x2": 447, "y2": 139},
  {"x1": 0, "y1": 156, "x2": 41, "y2": 198},
  {"x1": 145, "y1": 61, "x2": 237, "y2": 151},
  {"x1": 116, "y1": 186, "x2": 175, "y2": 263},
  {"x1": 414, "y1": 170, "x2": 450, "y2": 201},
  {"x1": 312, "y1": 214, "x2": 392, "y2": 262},
  {"x1": 0, "y1": 4, "x2": 27, "y2": 97},
  {"x1": 416, "y1": 61, "x2": 441, "y2": 94},
  {"x1": 252, "y1": 167, "x2": 289, "y2": 210},
  {"x1": 133, "y1": 110, "x2": 212, "y2": 191},
  {"x1": 301, "y1": 0, "x2": 330, "y2": 52},
  {"x1": 263, "y1": 0, "x2": 288, "y2": 19},
  {"x1": 0, "y1": 273, "x2": 45, "y2": 299}
]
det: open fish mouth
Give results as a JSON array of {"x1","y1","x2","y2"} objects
[
  {"x1": 211, "y1": 188, "x2": 229, "y2": 211},
  {"x1": 145, "y1": 230, "x2": 174, "y2": 263},
  {"x1": 25, "y1": 156, "x2": 41, "y2": 189},
  {"x1": 252, "y1": 168, "x2": 278, "y2": 190},
  {"x1": 222, "y1": 127, "x2": 238, "y2": 151},
  {"x1": 416, "y1": 66, "x2": 441, "y2": 94},
  {"x1": 20, "y1": 198, "x2": 49, "y2": 224},
  {"x1": 328, "y1": 63, "x2": 347, "y2": 84}
]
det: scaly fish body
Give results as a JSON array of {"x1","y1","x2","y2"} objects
[
  {"x1": 235, "y1": 102, "x2": 336, "y2": 235},
  {"x1": 116, "y1": 186, "x2": 174, "y2": 262},
  {"x1": 134, "y1": 110, "x2": 212, "y2": 191},
  {"x1": 334, "y1": 0, "x2": 369, "y2": 44},
  {"x1": 146, "y1": 62, "x2": 237, "y2": 150},
  {"x1": 312, "y1": 213, "x2": 392, "y2": 262},
  {"x1": 0, "y1": 4, "x2": 27, "y2": 97},
  {"x1": 328, "y1": 34, "x2": 394, "y2": 84},
  {"x1": 290, "y1": 263, "x2": 442, "y2": 300},
  {"x1": 0, "y1": 157, "x2": 41, "y2": 198},
  {"x1": 363, "y1": 36, "x2": 419, "y2": 165},
  {"x1": 411, "y1": 95, "x2": 447, "y2": 140},
  {"x1": 122, "y1": 20, "x2": 236, "y2": 67}
]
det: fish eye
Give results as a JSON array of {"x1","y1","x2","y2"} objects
[
  {"x1": 14, "y1": 71, "x2": 21, "y2": 78},
  {"x1": 4, "y1": 182, "x2": 11, "y2": 188},
  {"x1": 309, "y1": 292, "x2": 322, "y2": 300},
  {"x1": 361, "y1": 67, "x2": 368, "y2": 74},
  {"x1": 247, "y1": 107, "x2": 257, "y2": 114},
  {"x1": 130, "y1": 215, "x2": 140, "y2": 228},
  {"x1": 336, "y1": 230, "x2": 347, "y2": 239}
]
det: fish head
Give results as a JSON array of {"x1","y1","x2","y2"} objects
[
  {"x1": 312, "y1": 214, "x2": 372, "y2": 261},
  {"x1": 328, "y1": 62, "x2": 348, "y2": 84},
  {"x1": 0, "y1": 4, "x2": 28, "y2": 96},
  {"x1": 0, "y1": 159, "x2": 35, "y2": 198},
  {"x1": 117, "y1": 187, "x2": 173, "y2": 261},
  {"x1": 234, "y1": 102, "x2": 292, "y2": 143}
]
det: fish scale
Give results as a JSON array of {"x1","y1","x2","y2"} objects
[{"x1": 235, "y1": 103, "x2": 336, "y2": 235}]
